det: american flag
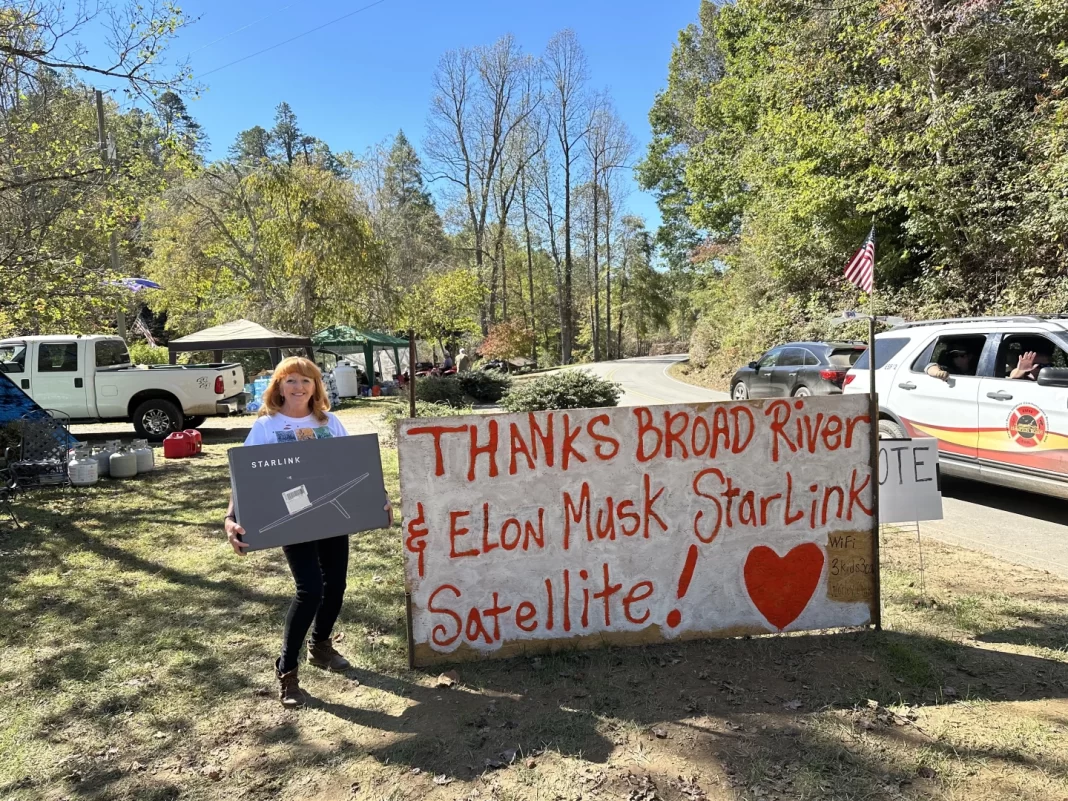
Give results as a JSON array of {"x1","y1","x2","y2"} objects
[{"x1": 844, "y1": 226, "x2": 875, "y2": 293}]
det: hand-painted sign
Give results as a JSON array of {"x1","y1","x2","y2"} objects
[
  {"x1": 398, "y1": 396, "x2": 877, "y2": 666},
  {"x1": 878, "y1": 437, "x2": 943, "y2": 524}
]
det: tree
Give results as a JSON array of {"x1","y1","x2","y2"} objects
[
  {"x1": 479, "y1": 319, "x2": 535, "y2": 361},
  {"x1": 649, "y1": 0, "x2": 1068, "y2": 381},
  {"x1": 543, "y1": 30, "x2": 592, "y2": 364},
  {"x1": 355, "y1": 130, "x2": 450, "y2": 324},
  {"x1": 229, "y1": 125, "x2": 271, "y2": 163},
  {"x1": 142, "y1": 162, "x2": 384, "y2": 336},
  {"x1": 400, "y1": 267, "x2": 484, "y2": 353},
  {"x1": 0, "y1": 2, "x2": 194, "y2": 335},
  {"x1": 636, "y1": 0, "x2": 723, "y2": 268},
  {"x1": 270, "y1": 102, "x2": 301, "y2": 166},
  {"x1": 425, "y1": 35, "x2": 539, "y2": 333},
  {"x1": 156, "y1": 91, "x2": 204, "y2": 153}
]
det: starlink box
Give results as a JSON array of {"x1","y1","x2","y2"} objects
[{"x1": 228, "y1": 434, "x2": 389, "y2": 551}]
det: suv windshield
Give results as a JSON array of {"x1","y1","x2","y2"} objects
[{"x1": 0, "y1": 342, "x2": 26, "y2": 373}]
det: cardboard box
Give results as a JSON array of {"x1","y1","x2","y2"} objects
[{"x1": 228, "y1": 433, "x2": 390, "y2": 551}]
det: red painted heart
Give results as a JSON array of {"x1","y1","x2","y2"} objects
[{"x1": 744, "y1": 543, "x2": 825, "y2": 631}]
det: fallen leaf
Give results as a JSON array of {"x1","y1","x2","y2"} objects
[
  {"x1": 253, "y1": 687, "x2": 271, "y2": 697},
  {"x1": 917, "y1": 766, "x2": 937, "y2": 779},
  {"x1": 433, "y1": 774, "x2": 453, "y2": 786},
  {"x1": 525, "y1": 758, "x2": 537, "y2": 769},
  {"x1": 436, "y1": 670, "x2": 460, "y2": 688},
  {"x1": 483, "y1": 757, "x2": 506, "y2": 770},
  {"x1": 410, "y1": 767, "x2": 422, "y2": 775},
  {"x1": 651, "y1": 726, "x2": 668, "y2": 739},
  {"x1": 500, "y1": 748, "x2": 517, "y2": 764},
  {"x1": 203, "y1": 765, "x2": 223, "y2": 781},
  {"x1": 725, "y1": 721, "x2": 743, "y2": 731},
  {"x1": 783, "y1": 699, "x2": 803, "y2": 710},
  {"x1": 130, "y1": 761, "x2": 147, "y2": 772},
  {"x1": 153, "y1": 732, "x2": 168, "y2": 739},
  {"x1": 942, "y1": 686, "x2": 958, "y2": 698}
]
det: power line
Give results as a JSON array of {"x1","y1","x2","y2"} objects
[
  {"x1": 187, "y1": 3, "x2": 299, "y2": 56},
  {"x1": 199, "y1": 0, "x2": 393, "y2": 78}
]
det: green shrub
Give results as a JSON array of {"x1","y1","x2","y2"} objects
[
  {"x1": 456, "y1": 370, "x2": 512, "y2": 403},
  {"x1": 380, "y1": 401, "x2": 474, "y2": 446},
  {"x1": 126, "y1": 342, "x2": 170, "y2": 364},
  {"x1": 501, "y1": 370, "x2": 621, "y2": 413},
  {"x1": 414, "y1": 376, "x2": 465, "y2": 407}
]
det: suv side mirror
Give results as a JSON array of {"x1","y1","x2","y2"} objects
[
  {"x1": 1037, "y1": 366, "x2": 1068, "y2": 387},
  {"x1": 748, "y1": 361, "x2": 759, "y2": 370}
]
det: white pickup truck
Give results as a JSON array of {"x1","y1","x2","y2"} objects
[{"x1": 0, "y1": 335, "x2": 247, "y2": 439}]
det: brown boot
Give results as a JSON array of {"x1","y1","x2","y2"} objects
[
  {"x1": 307, "y1": 638, "x2": 351, "y2": 672},
  {"x1": 276, "y1": 663, "x2": 305, "y2": 708}
]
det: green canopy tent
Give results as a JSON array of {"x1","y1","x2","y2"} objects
[{"x1": 311, "y1": 326, "x2": 410, "y2": 383}]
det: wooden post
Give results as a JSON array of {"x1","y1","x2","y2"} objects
[
  {"x1": 408, "y1": 329, "x2": 417, "y2": 419},
  {"x1": 868, "y1": 313, "x2": 882, "y2": 630},
  {"x1": 405, "y1": 591, "x2": 416, "y2": 669}
]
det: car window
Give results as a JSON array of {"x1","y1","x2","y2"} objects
[
  {"x1": 992, "y1": 334, "x2": 1068, "y2": 378},
  {"x1": 828, "y1": 348, "x2": 864, "y2": 368},
  {"x1": 803, "y1": 349, "x2": 821, "y2": 366},
  {"x1": 852, "y1": 337, "x2": 909, "y2": 370},
  {"x1": 757, "y1": 348, "x2": 781, "y2": 369},
  {"x1": 95, "y1": 340, "x2": 131, "y2": 368},
  {"x1": 910, "y1": 334, "x2": 987, "y2": 376},
  {"x1": 779, "y1": 348, "x2": 803, "y2": 367},
  {"x1": 0, "y1": 342, "x2": 26, "y2": 373},
  {"x1": 38, "y1": 343, "x2": 78, "y2": 373}
]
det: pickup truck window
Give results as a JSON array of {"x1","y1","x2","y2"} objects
[
  {"x1": 38, "y1": 343, "x2": 78, "y2": 372},
  {"x1": 0, "y1": 343, "x2": 25, "y2": 373},
  {"x1": 96, "y1": 340, "x2": 131, "y2": 368}
]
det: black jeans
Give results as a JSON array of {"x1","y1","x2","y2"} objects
[{"x1": 278, "y1": 535, "x2": 349, "y2": 673}]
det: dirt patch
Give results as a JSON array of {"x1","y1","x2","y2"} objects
[{"x1": 668, "y1": 360, "x2": 730, "y2": 393}]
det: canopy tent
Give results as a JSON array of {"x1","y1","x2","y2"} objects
[
  {"x1": 0, "y1": 372, "x2": 80, "y2": 449},
  {"x1": 311, "y1": 326, "x2": 410, "y2": 383},
  {"x1": 167, "y1": 320, "x2": 314, "y2": 367}
]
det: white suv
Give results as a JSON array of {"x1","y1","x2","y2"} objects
[{"x1": 844, "y1": 315, "x2": 1068, "y2": 499}]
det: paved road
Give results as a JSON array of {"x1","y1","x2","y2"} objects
[
  {"x1": 569, "y1": 354, "x2": 729, "y2": 406},
  {"x1": 574, "y1": 355, "x2": 1068, "y2": 579}
]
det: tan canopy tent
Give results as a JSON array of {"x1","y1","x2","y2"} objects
[{"x1": 167, "y1": 319, "x2": 314, "y2": 367}]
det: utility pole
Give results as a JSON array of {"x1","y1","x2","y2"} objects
[{"x1": 96, "y1": 89, "x2": 125, "y2": 340}]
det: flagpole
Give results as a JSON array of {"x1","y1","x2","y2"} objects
[{"x1": 867, "y1": 227, "x2": 881, "y2": 632}]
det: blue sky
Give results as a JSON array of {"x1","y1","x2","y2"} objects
[{"x1": 139, "y1": 0, "x2": 699, "y2": 227}]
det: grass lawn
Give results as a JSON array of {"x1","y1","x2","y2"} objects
[{"x1": 2, "y1": 410, "x2": 1067, "y2": 800}]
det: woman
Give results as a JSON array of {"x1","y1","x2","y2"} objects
[{"x1": 223, "y1": 356, "x2": 392, "y2": 708}]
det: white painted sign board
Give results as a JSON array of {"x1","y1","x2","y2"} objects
[
  {"x1": 398, "y1": 396, "x2": 879, "y2": 666},
  {"x1": 878, "y1": 437, "x2": 943, "y2": 524}
]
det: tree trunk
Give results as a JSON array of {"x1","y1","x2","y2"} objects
[
  {"x1": 521, "y1": 171, "x2": 537, "y2": 365},
  {"x1": 591, "y1": 175, "x2": 601, "y2": 362},
  {"x1": 603, "y1": 178, "x2": 612, "y2": 360}
]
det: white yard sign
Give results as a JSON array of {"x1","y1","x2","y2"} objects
[
  {"x1": 879, "y1": 437, "x2": 943, "y2": 524},
  {"x1": 398, "y1": 396, "x2": 878, "y2": 665}
]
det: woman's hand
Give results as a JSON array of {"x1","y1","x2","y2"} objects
[
  {"x1": 225, "y1": 517, "x2": 248, "y2": 556},
  {"x1": 384, "y1": 492, "x2": 394, "y2": 527}
]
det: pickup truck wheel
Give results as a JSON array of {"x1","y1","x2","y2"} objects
[
  {"x1": 184, "y1": 416, "x2": 207, "y2": 429},
  {"x1": 133, "y1": 399, "x2": 184, "y2": 441},
  {"x1": 878, "y1": 419, "x2": 906, "y2": 440}
]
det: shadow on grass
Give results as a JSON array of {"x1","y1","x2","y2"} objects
[{"x1": 4, "y1": 463, "x2": 1068, "y2": 800}]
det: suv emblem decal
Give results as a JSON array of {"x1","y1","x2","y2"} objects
[{"x1": 1007, "y1": 404, "x2": 1048, "y2": 448}]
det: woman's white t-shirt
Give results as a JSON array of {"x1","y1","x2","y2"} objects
[{"x1": 243, "y1": 411, "x2": 348, "y2": 447}]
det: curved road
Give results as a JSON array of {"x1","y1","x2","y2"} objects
[{"x1": 572, "y1": 355, "x2": 1068, "y2": 579}]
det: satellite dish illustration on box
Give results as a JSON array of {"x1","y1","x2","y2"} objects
[
  {"x1": 261, "y1": 473, "x2": 370, "y2": 533},
  {"x1": 228, "y1": 433, "x2": 389, "y2": 551}
]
